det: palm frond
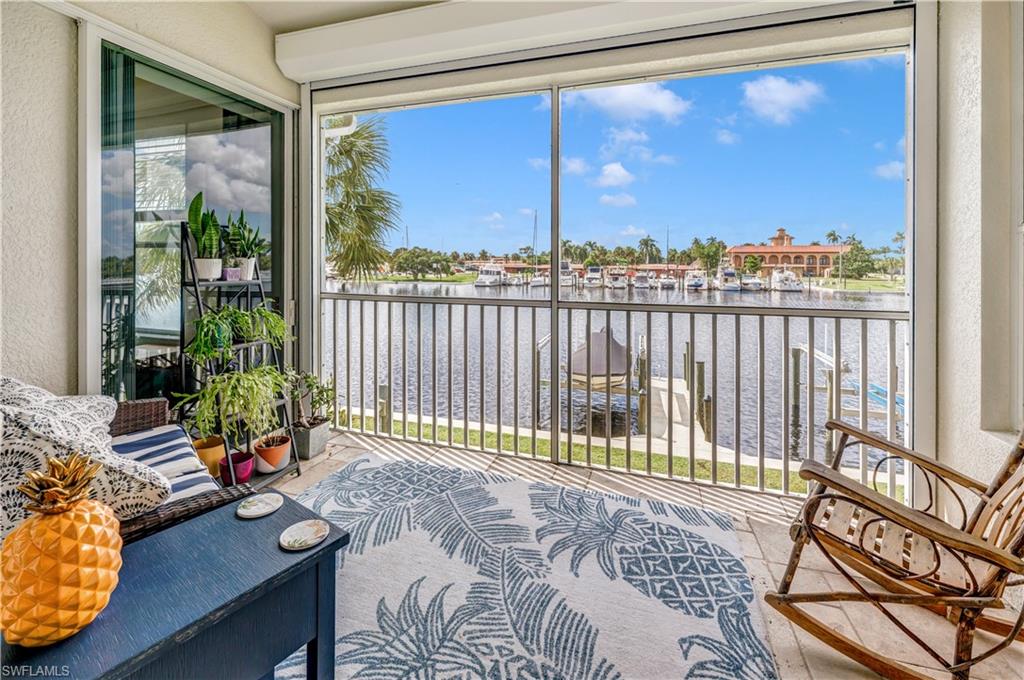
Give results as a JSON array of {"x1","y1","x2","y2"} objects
[
  {"x1": 413, "y1": 482, "x2": 532, "y2": 569},
  {"x1": 464, "y1": 547, "x2": 621, "y2": 680}
]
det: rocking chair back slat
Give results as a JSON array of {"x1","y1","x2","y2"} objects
[
  {"x1": 973, "y1": 462, "x2": 1024, "y2": 554},
  {"x1": 878, "y1": 520, "x2": 907, "y2": 566}
]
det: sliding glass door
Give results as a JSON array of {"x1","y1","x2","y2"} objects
[{"x1": 100, "y1": 43, "x2": 283, "y2": 399}]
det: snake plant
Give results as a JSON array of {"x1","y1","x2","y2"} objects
[
  {"x1": 226, "y1": 211, "x2": 269, "y2": 259},
  {"x1": 187, "y1": 192, "x2": 221, "y2": 259}
]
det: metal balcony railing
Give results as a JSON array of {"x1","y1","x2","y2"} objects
[{"x1": 321, "y1": 291, "x2": 910, "y2": 499}]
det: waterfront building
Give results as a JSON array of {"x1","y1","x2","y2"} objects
[{"x1": 726, "y1": 228, "x2": 850, "y2": 278}]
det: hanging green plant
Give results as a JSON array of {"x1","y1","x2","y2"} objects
[
  {"x1": 185, "y1": 312, "x2": 234, "y2": 363},
  {"x1": 175, "y1": 365, "x2": 290, "y2": 445}
]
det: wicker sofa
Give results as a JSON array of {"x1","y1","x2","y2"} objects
[{"x1": 114, "y1": 398, "x2": 254, "y2": 543}]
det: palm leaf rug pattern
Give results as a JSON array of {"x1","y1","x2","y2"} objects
[{"x1": 276, "y1": 454, "x2": 778, "y2": 679}]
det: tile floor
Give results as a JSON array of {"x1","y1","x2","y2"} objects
[{"x1": 273, "y1": 433, "x2": 1024, "y2": 680}]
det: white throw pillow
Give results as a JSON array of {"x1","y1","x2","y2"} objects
[
  {"x1": 0, "y1": 376, "x2": 117, "y2": 446},
  {"x1": 1, "y1": 406, "x2": 171, "y2": 539}
]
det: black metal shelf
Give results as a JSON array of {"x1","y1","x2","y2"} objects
[{"x1": 178, "y1": 221, "x2": 300, "y2": 490}]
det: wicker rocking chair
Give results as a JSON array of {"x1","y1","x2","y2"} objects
[{"x1": 765, "y1": 420, "x2": 1024, "y2": 680}]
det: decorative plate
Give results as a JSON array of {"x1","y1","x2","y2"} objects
[
  {"x1": 279, "y1": 519, "x2": 330, "y2": 551},
  {"x1": 236, "y1": 493, "x2": 284, "y2": 519}
]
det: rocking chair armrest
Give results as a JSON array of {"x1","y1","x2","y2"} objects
[
  {"x1": 824, "y1": 420, "x2": 988, "y2": 493},
  {"x1": 799, "y1": 460, "x2": 1024, "y2": 574}
]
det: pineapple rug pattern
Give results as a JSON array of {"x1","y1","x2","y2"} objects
[{"x1": 276, "y1": 455, "x2": 778, "y2": 680}]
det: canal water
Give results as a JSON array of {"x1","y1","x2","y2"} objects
[{"x1": 322, "y1": 282, "x2": 908, "y2": 465}]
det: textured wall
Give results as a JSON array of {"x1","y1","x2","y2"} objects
[
  {"x1": 0, "y1": 2, "x2": 79, "y2": 394},
  {"x1": 74, "y1": 1, "x2": 299, "y2": 103},
  {"x1": 936, "y1": 2, "x2": 1017, "y2": 505}
]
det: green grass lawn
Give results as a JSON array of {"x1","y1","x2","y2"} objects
[
  {"x1": 375, "y1": 273, "x2": 477, "y2": 284},
  {"x1": 339, "y1": 414, "x2": 904, "y2": 501},
  {"x1": 812, "y1": 276, "x2": 905, "y2": 293}
]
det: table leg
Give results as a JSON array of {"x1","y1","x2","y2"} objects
[{"x1": 307, "y1": 553, "x2": 336, "y2": 680}]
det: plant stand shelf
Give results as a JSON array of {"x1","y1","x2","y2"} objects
[{"x1": 178, "y1": 221, "x2": 301, "y2": 488}]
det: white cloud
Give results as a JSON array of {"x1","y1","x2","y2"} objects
[
  {"x1": 102, "y1": 149, "x2": 135, "y2": 197},
  {"x1": 874, "y1": 160, "x2": 905, "y2": 180},
  {"x1": 527, "y1": 157, "x2": 550, "y2": 170},
  {"x1": 562, "y1": 157, "x2": 590, "y2": 175},
  {"x1": 620, "y1": 224, "x2": 645, "y2": 237},
  {"x1": 518, "y1": 208, "x2": 536, "y2": 216},
  {"x1": 594, "y1": 162, "x2": 635, "y2": 188},
  {"x1": 482, "y1": 211, "x2": 504, "y2": 222},
  {"x1": 185, "y1": 127, "x2": 272, "y2": 213},
  {"x1": 601, "y1": 126, "x2": 674, "y2": 163},
  {"x1": 741, "y1": 75, "x2": 824, "y2": 124},
  {"x1": 715, "y1": 128, "x2": 740, "y2": 145},
  {"x1": 599, "y1": 193, "x2": 637, "y2": 207},
  {"x1": 716, "y1": 113, "x2": 739, "y2": 126},
  {"x1": 563, "y1": 82, "x2": 692, "y2": 123}
]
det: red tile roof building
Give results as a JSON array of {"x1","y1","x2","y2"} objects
[{"x1": 726, "y1": 228, "x2": 850, "y2": 277}]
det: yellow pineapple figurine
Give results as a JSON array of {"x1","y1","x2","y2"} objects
[{"x1": 1, "y1": 453, "x2": 123, "y2": 646}]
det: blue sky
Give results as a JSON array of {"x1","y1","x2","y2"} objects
[{"x1": 350, "y1": 53, "x2": 906, "y2": 255}]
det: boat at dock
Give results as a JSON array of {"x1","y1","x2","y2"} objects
[
  {"x1": 583, "y1": 266, "x2": 604, "y2": 288},
  {"x1": 684, "y1": 270, "x2": 706, "y2": 290},
  {"x1": 559, "y1": 261, "x2": 575, "y2": 287},
  {"x1": 505, "y1": 274, "x2": 524, "y2": 286},
  {"x1": 606, "y1": 267, "x2": 628, "y2": 289},
  {"x1": 714, "y1": 263, "x2": 741, "y2": 291},
  {"x1": 474, "y1": 263, "x2": 505, "y2": 287},
  {"x1": 740, "y1": 274, "x2": 764, "y2": 292},
  {"x1": 658, "y1": 274, "x2": 676, "y2": 290},
  {"x1": 570, "y1": 327, "x2": 628, "y2": 388},
  {"x1": 771, "y1": 268, "x2": 803, "y2": 292},
  {"x1": 529, "y1": 273, "x2": 549, "y2": 287},
  {"x1": 633, "y1": 272, "x2": 652, "y2": 289}
]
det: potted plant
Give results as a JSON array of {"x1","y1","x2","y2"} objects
[
  {"x1": 223, "y1": 257, "x2": 242, "y2": 281},
  {"x1": 286, "y1": 370, "x2": 336, "y2": 460},
  {"x1": 175, "y1": 365, "x2": 291, "y2": 483},
  {"x1": 187, "y1": 192, "x2": 222, "y2": 280},
  {"x1": 226, "y1": 211, "x2": 268, "y2": 281},
  {"x1": 184, "y1": 308, "x2": 235, "y2": 364}
]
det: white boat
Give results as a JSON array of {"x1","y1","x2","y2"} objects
[
  {"x1": 529, "y1": 273, "x2": 549, "y2": 287},
  {"x1": 570, "y1": 327, "x2": 627, "y2": 389},
  {"x1": 771, "y1": 268, "x2": 804, "y2": 292},
  {"x1": 633, "y1": 273, "x2": 652, "y2": 289},
  {"x1": 474, "y1": 263, "x2": 505, "y2": 287},
  {"x1": 606, "y1": 267, "x2": 628, "y2": 290},
  {"x1": 583, "y1": 266, "x2": 603, "y2": 288},
  {"x1": 740, "y1": 274, "x2": 764, "y2": 292},
  {"x1": 506, "y1": 274, "x2": 524, "y2": 286},
  {"x1": 684, "y1": 270, "x2": 706, "y2": 290},
  {"x1": 559, "y1": 261, "x2": 575, "y2": 287},
  {"x1": 714, "y1": 263, "x2": 741, "y2": 291},
  {"x1": 658, "y1": 274, "x2": 676, "y2": 290}
]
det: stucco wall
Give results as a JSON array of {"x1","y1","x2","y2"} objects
[
  {"x1": 0, "y1": 2, "x2": 79, "y2": 394},
  {"x1": 935, "y1": 1, "x2": 1017, "y2": 502},
  {"x1": 73, "y1": 1, "x2": 299, "y2": 104}
]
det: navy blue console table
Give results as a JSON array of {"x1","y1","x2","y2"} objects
[{"x1": 2, "y1": 492, "x2": 349, "y2": 680}]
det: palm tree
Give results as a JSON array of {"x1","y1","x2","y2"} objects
[
  {"x1": 323, "y1": 116, "x2": 400, "y2": 281},
  {"x1": 637, "y1": 236, "x2": 659, "y2": 264},
  {"x1": 825, "y1": 229, "x2": 843, "y2": 287},
  {"x1": 583, "y1": 240, "x2": 598, "y2": 257}
]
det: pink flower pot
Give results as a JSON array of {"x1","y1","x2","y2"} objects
[{"x1": 219, "y1": 451, "x2": 254, "y2": 486}]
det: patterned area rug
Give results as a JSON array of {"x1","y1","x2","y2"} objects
[{"x1": 276, "y1": 454, "x2": 778, "y2": 679}]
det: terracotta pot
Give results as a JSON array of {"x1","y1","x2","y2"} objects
[
  {"x1": 219, "y1": 451, "x2": 254, "y2": 486},
  {"x1": 192, "y1": 436, "x2": 226, "y2": 477},
  {"x1": 254, "y1": 435, "x2": 291, "y2": 473}
]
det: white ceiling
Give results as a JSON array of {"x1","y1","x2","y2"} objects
[{"x1": 246, "y1": 1, "x2": 436, "y2": 34}]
